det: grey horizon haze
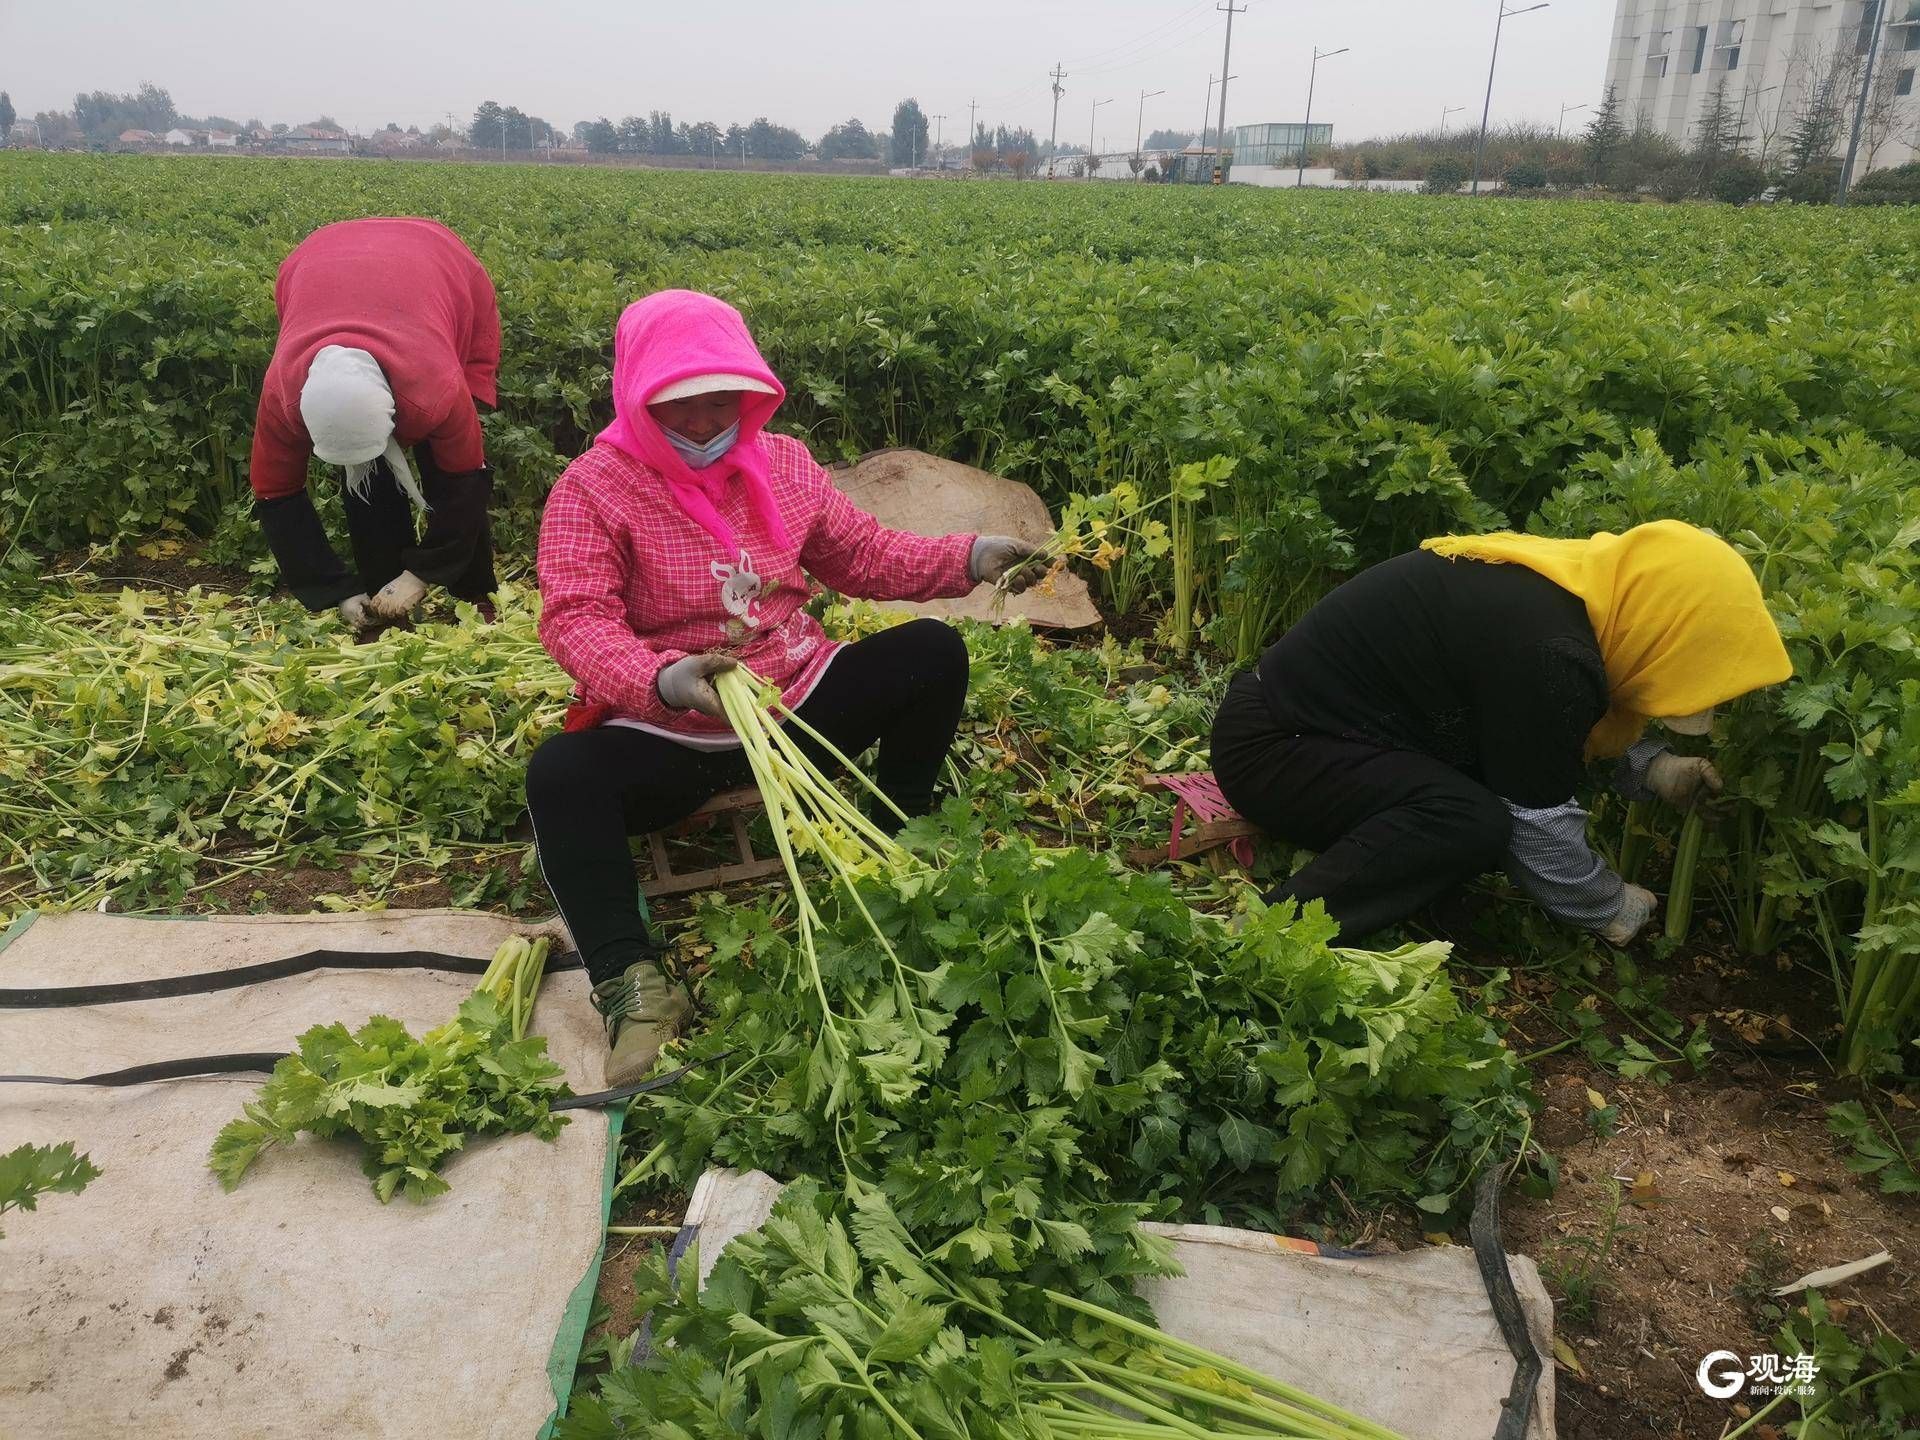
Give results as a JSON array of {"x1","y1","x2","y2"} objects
[{"x1": 6, "y1": 1, "x2": 1615, "y2": 149}]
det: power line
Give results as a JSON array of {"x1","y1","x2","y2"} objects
[{"x1": 1062, "y1": 0, "x2": 1216, "y2": 71}]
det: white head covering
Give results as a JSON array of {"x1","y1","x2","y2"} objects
[
  {"x1": 648, "y1": 371, "x2": 778, "y2": 404},
  {"x1": 299, "y1": 345, "x2": 426, "y2": 511}
]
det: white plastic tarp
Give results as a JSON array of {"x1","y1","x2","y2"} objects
[{"x1": 0, "y1": 909, "x2": 617, "y2": 1440}]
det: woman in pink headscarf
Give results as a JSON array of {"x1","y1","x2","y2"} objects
[{"x1": 528, "y1": 289, "x2": 1038, "y2": 1085}]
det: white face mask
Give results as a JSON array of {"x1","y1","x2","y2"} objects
[{"x1": 664, "y1": 421, "x2": 741, "y2": 470}]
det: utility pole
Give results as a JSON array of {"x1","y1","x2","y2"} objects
[
  {"x1": 1557, "y1": 101, "x2": 1588, "y2": 138},
  {"x1": 932, "y1": 112, "x2": 946, "y2": 168},
  {"x1": 1214, "y1": 0, "x2": 1246, "y2": 181},
  {"x1": 968, "y1": 97, "x2": 978, "y2": 157},
  {"x1": 1298, "y1": 46, "x2": 1348, "y2": 188},
  {"x1": 1136, "y1": 88, "x2": 1165, "y2": 166},
  {"x1": 1440, "y1": 104, "x2": 1464, "y2": 133},
  {"x1": 500, "y1": 117, "x2": 507, "y2": 162},
  {"x1": 1471, "y1": 2, "x2": 1549, "y2": 196},
  {"x1": 1047, "y1": 62, "x2": 1067, "y2": 177},
  {"x1": 1838, "y1": 0, "x2": 1889, "y2": 202}
]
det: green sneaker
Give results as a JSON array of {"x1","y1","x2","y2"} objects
[{"x1": 590, "y1": 958, "x2": 693, "y2": 1088}]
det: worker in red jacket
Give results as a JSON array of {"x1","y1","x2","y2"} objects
[{"x1": 248, "y1": 217, "x2": 501, "y2": 628}]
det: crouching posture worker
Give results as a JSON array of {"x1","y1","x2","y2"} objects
[
  {"x1": 249, "y1": 217, "x2": 501, "y2": 629},
  {"x1": 527, "y1": 289, "x2": 1038, "y2": 1083},
  {"x1": 1211, "y1": 520, "x2": 1791, "y2": 944}
]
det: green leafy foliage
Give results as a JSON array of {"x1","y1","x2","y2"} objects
[
  {"x1": 560, "y1": 1179, "x2": 1404, "y2": 1440},
  {"x1": 632, "y1": 821, "x2": 1534, "y2": 1269},
  {"x1": 0, "y1": 1140, "x2": 101, "y2": 1238},
  {"x1": 208, "y1": 988, "x2": 569, "y2": 1203}
]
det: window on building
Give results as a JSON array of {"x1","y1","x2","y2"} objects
[
  {"x1": 1899, "y1": 65, "x2": 1916, "y2": 93},
  {"x1": 1715, "y1": 17, "x2": 1746, "y2": 68},
  {"x1": 1690, "y1": 25, "x2": 1710, "y2": 70},
  {"x1": 1903, "y1": 22, "x2": 1920, "y2": 49}
]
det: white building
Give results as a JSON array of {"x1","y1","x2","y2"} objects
[
  {"x1": 163, "y1": 128, "x2": 198, "y2": 147},
  {"x1": 1603, "y1": 1, "x2": 1920, "y2": 172}
]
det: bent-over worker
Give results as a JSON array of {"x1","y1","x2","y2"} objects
[
  {"x1": 1211, "y1": 520, "x2": 1791, "y2": 944},
  {"x1": 249, "y1": 217, "x2": 501, "y2": 629},
  {"x1": 526, "y1": 289, "x2": 1039, "y2": 1085}
]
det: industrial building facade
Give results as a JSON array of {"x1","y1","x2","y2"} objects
[{"x1": 1603, "y1": 1, "x2": 1919, "y2": 171}]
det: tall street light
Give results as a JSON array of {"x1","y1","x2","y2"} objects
[
  {"x1": 1471, "y1": 1, "x2": 1549, "y2": 196},
  {"x1": 1735, "y1": 82, "x2": 1778, "y2": 155},
  {"x1": 1137, "y1": 87, "x2": 1166, "y2": 164},
  {"x1": 1440, "y1": 104, "x2": 1465, "y2": 133},
  {"x1": 1557, "y1": 101, "x2": 1588, "y2": 138},
  {"x1": 1298, "y1": 45, "x2": 1349, "y2": 188},
  {"x1": 1089, "y1": 96, "x2": 1113, "y2": 178},
  {"x1": 1199, "y1": 74, "x2": 1235, "y2": 151}
]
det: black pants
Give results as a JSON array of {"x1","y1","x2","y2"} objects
[
  {"x1": 1210, "y1": 671, "x2": 1510, "y2": 942},
  {"x1": 526, "y1": 619, "x2": 970, "y2": 983},
  {"x1": 255, "y1": 442, "x2": 495, "y2": 611}
]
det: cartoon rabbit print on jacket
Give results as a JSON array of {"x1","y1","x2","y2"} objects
[{"x1": 712, "y1": 551, "x2": 765, "y2": 633}]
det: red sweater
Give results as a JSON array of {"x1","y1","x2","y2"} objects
[{"x1": 249, "y1": 218, "x2": 500, "y2": 500}]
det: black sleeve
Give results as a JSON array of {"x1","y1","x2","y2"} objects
[
  {"x1": 401, "y1": 456, "x2": 493, "y2": 590},
  {"x1": 1476, "y1": 636, "x2": 1610, "y2": 807},
  {"x1": 254, "y1": 492, "x2": 360, "y2": 611}
]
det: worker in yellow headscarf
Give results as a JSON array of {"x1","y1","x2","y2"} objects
[{"x1": 1210, "y1": 520, "x2": 1791, "y2": 943}]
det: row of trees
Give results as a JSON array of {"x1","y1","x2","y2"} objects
[{"x1": 4, "y1": 84, "x2": 348, "y2": 149}]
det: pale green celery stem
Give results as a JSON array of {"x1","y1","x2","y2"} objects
[{"x1": 1041, "y1": 1291, "x2": 1404, "y2": 1440}]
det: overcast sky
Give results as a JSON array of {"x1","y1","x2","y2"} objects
[{"x1": 6, "y1": 0, "x2": 1617, "y2": 146}]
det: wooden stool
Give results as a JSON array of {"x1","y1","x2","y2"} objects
[{"x1": 638, "y1": 786, "x2": 787, "y2": 897}]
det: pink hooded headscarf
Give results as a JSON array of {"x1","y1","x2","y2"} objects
[{"x1": 596, "y1": 290, "x2": 793, "y2": 557}]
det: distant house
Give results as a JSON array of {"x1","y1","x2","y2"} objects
[
  {"x1": 119, "y1": 129, "x2": 158, "y2": 145},
  {"x1": 281, "y1": 125, "x2": 352, "y2": 154},
  {"x1": 206, "y1": 130, "x2": 238, "y2": 148},
  {"x1": 163, "y1": 128, "x2": 200, "y2": 147}
]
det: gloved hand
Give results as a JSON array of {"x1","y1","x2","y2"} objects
[
  {"x1": 1647, "y1": 752, "x2": 1723, "y2": 809},
  {"x1": 366, "y1": 569, "x2": 428, "y2": 622},
  {"x1": 657, "y1": 652, "x2": 737, "y2": 719},
  {"x1": 970, "y1": 535, "x2": 1044, "y2": 593},
  {"x1": 337, "y1": 593, "x2": 374, "y2": 631},
  {"x1": 1598, "y1": 883, "x2": 1656, "y2": 946}
]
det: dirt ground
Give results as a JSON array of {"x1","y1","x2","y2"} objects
[{"x1": 1496, "y1": 948, "x2": 1919, "y2": 1439}]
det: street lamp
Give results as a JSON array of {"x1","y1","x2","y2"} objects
[
  {"x1": 1735, "y1": 82, "x2": 1778, "y2": 155},
  {"x1": 1136, "y1": 88, "x2": 1166, "y2": 170},
  {"x1": 1471, "y1": 2, "x2": 1549, "y2": 196},
  {"x1": 1440, "y1": 104, "x2": 1465, "y2": 133},
  {"x1": 1298, "y1": 45, "x2": 1349, "y2": 188},
  {"x1": 1557, "y1": 102, "x2": 1588, "y2": 139},
  {"x1": 1089, "y1": 96, "x2": 1112, "y2": 177}
]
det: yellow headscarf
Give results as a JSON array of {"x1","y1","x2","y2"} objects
[{"x1": 1421, "y1": 520, "x2": 1792, "y2": 758}]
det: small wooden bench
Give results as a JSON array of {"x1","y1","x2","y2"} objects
[
  {"x1": 638, "y1": 786, "x2": 786, "y2": 897},
  {"x1": 1126, "y1": 771, "x2": 1261, "y2": 871}
]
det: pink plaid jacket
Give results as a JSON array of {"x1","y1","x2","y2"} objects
[{"x1": 538, "y1": 435, "x2": 978, "y2": 742}]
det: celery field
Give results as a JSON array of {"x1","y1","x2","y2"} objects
[{"x1": 2, "y1": 153, "x2": 1920, "y2": 1434}]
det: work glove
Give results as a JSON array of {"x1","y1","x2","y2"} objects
[
  {"x1": 1647, "y1": 752, "x2": 1722, "y2": 809},
  {"x1": 1598, "y1": 883, "x2": 1656, "y2": 946},
  {"x1": 970, "y1": 535, "x2": 1044, "y2": 593},
  {"x1": 366, "y1": 569, "x2": 428, "y2": 622},
  {"x1": 337, "y1": 593, "x2": 374, "y2": 631},
  {"x1": 657, "y1": 652, "x2": 737, "y2": 719}
]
